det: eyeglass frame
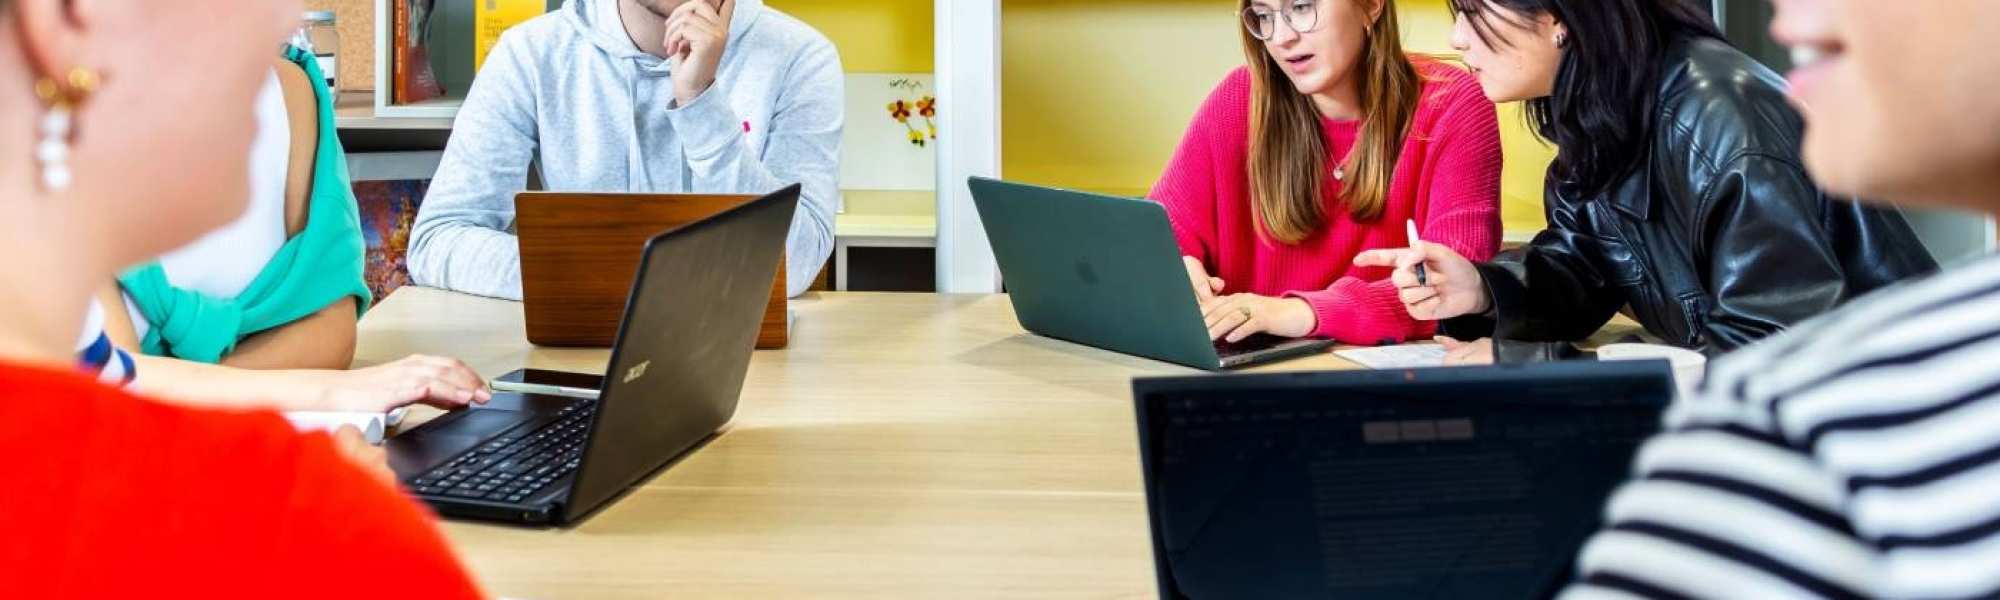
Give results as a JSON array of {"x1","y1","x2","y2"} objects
[{"x1": 1239, "y1": 0, "x2": 1325, "y2": 42}]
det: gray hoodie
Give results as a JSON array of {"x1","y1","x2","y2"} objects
[{"x1": 409, "y1": 0, "x2": 842, "y2": 299}]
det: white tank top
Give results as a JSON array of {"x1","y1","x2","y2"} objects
[{"x1": 127, "y1": 70, "x2": 292, "y2": 339}]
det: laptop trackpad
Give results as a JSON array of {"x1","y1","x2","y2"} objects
[{"x1": 387, "y1": 409, "x2": 533, "y2": 476}]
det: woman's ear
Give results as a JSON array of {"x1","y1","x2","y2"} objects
[
  {"x1": 9, "y1": 0, "x2": 101, "y2": 83},
  {"x1": 1364, "y1": 0, "x2": 1387, "y2": 24},
  {"x1": 1538, "y1": 13, "x2": 1568, "y2": 47}
]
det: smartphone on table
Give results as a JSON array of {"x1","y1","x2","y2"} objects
[{"x1": 490, "y1": 369, "x2": 604, "y2": 400}]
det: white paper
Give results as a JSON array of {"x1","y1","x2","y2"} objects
[{"x1": 1335, "y1": 345, "x2": 1448, "y2": 369}]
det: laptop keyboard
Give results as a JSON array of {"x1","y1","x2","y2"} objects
[
  {"x1": 1213, "y1": 333, "x2": 1289, "y2": 358},
  {"x1": 407, "y1": 402, "x2": 596, "y2": 504}
]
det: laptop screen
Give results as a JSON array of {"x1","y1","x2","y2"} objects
[{"x1": 1134, "y1": 362, "x2": 1673, "y2": 599}]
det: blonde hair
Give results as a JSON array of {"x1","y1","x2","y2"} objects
[{"x1": 1241, "y1": 0, "x2": 1421, "y2": 243}]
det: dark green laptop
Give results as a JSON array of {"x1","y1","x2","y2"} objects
[{"x1": 967, "y1": 177, "x2": 1337, "y2": 371}]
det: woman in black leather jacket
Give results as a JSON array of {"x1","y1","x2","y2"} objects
[{"x1": 1356, "y1": 0, "x2": 1937, "y2": 363}]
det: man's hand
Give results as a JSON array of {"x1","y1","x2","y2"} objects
[{"x1": 665, "y1": 0, "x2": 733, "y2": 107}]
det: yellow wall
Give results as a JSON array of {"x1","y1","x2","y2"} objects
[
  {"x1": 767, "y1": 0, "x2": 935, "y2": 73},
  {"x1": 1398, "y1": 0, "x2": 1555, "y2": 232},
  {"x1": 1000, "y1": 0, "x2": 1242, "y2": 198},
  {"x1": 769, "y1": 0, "x2": 937, "y2": 215},
  {"x1": 1000, "y1": 0, "x2": 1553, "y2": 231}
]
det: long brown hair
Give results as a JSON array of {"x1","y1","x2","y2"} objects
[{"x1": 1242, "y1": 0, "x2": 1421, "y2": 243}]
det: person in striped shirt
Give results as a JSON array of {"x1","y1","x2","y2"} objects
[{"x1": 1473, "y1": 0, "x2": 1998, "y2": 596}]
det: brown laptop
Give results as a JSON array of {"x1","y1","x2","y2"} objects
[{"x1": 515, "y1": 192, "x2": 789, "y2": 349}]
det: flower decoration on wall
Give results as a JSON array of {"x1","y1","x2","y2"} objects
[
  {"x1": 887, "y1": 78, "x2": 940, "y2": 147},
  {"x1": 916, "y1": 95, "x2": 938, "y2": 140}
]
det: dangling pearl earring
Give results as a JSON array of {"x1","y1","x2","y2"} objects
[
  {"x1": 36, "y1": 104, "x2": 73, "y2": 192},
  {"x1": 1554, "y1": 32, "x2": 1568, "y2": 47},
  {"x1": 32, "y1": 67, "x2": 100, "y2": 193}
]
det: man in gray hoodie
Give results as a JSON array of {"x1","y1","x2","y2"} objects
[{"x1": 408, "y1": 0, "x2": 840, "y2": 299}]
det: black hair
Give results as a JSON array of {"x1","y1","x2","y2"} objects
[{"x1": 1450, "y1": 0, "x2": 1723, "y2": 196}]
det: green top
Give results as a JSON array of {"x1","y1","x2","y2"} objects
[{"x1": 119, "y1": 47, "x2": 373, "y2": 363}]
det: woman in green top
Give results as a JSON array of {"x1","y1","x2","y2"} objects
[{"x1": 94, "y1": 48, "x2": 488, "y2": 411}]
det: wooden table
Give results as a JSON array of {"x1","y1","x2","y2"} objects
[
  {"x1": 356, "y1": 288, "x2": 1372, "y2": 598},
  {"x1": 358, "y1": 288, "x2": 1646, "y2": 598}
]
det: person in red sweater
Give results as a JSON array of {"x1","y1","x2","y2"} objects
[
  {"x1": 0, "y1": 0, "x2": 482, "y2": 597},
  {"x1": 1154, "y1": 0, "x2": 1503, "y2": 346}
]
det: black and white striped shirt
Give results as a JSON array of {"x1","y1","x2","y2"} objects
[{"x1": 1563, "y1": 254, "x2": 2000, "y2": 599}]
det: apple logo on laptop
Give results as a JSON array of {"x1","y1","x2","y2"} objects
[{"x1": 1074, "y1": 260, "x2": 1100, "y2": 285}]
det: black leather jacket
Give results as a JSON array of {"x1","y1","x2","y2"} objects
[{"x1": 1443, "y1": 38, "x2": 1938, "y2": 361}]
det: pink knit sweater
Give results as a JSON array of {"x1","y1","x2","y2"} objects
[{"x1": 1151, "y1": 59, "x2": 1504, "y2": 345}]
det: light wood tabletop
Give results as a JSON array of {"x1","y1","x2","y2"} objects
[
  {"x1": 355, "y1": 287, "x2": 1376, "y2": 598},
  {"x1": 355, "y1": 288, "x2": 1645, "y2": 598}
]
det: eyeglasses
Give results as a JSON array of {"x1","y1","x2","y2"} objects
[{"x1": 1241, "y1": 0, "x2": 1323, "y2": 41}]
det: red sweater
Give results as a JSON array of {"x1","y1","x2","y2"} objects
[
  {"x1": 0, "y1": 362, "x2": 483, "y2": 599},
  {"x1": 1152, "y1": 59, "x2": 1503, "y2": 345}
]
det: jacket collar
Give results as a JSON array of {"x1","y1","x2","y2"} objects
[
  {"x1": 1601, "y1": 39, "x2": 1706, "y2": 221},
  {"x1": 1605, "y1": 162, "x2": 1655, "y2": 220}
]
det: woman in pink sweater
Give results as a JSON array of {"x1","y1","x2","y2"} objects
[{"x1": 1155, "y1": 0, "x2": 1503, "y2": 346}]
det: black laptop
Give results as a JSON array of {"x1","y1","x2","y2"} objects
[
  {"x1": 1133, "y1": 361, "x2": 1676, "y2": 598},
  {"x1": 385, "y1": 185, "x2": 800, "y2": 525}
]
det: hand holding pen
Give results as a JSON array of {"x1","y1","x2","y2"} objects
[
  {"x1": 1352, "y1": 221, "x2": 1492, "y2": 321},
  {"x1": 1406, "y1": 220, "x2": 1429, "y2": 286}
]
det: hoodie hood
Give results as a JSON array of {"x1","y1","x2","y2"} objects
[{"x1": 564, "y1": 0, "x2": 765, "y2": 66}]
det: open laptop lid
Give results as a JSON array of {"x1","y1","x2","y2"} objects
[
  {"x1": 515, "y1": 191, "x2": 769, "y2": 347},
  {"x1": 558, "y1": 185, "x2": 801, "y2": 523},
  {"x1": 1132, "y1": 361, "x2": 1675, "y2": 599},
  {"x1": 965, "y1": 177, "x2": 1225, "y2": 370}
]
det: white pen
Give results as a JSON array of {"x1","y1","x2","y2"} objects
[{"x1": 1405, "y1": 219, "x2": 1429, "y2": 285}]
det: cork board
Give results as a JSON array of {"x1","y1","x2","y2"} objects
[{"x1": 306, "y1": 0, "x2": 377, "y2": 92}]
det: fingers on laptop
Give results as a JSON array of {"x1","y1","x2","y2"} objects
[
  {"x1": 1202, "y1": 295, "x2": 1260, "y2": 342},
  {"x1": 354, "y1": 355, "x2": 491, "y2": 411},
  {"x1": 420, "y1": 355, "x2": 492, "y2": 403},
  {"x1": 1184, "y1": 256, "x2": 1223, "y2": 304}
]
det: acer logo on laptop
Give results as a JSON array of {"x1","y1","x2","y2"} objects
[{"x1": 622, "y1": 360, "x2": 651, "y2": 384}]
